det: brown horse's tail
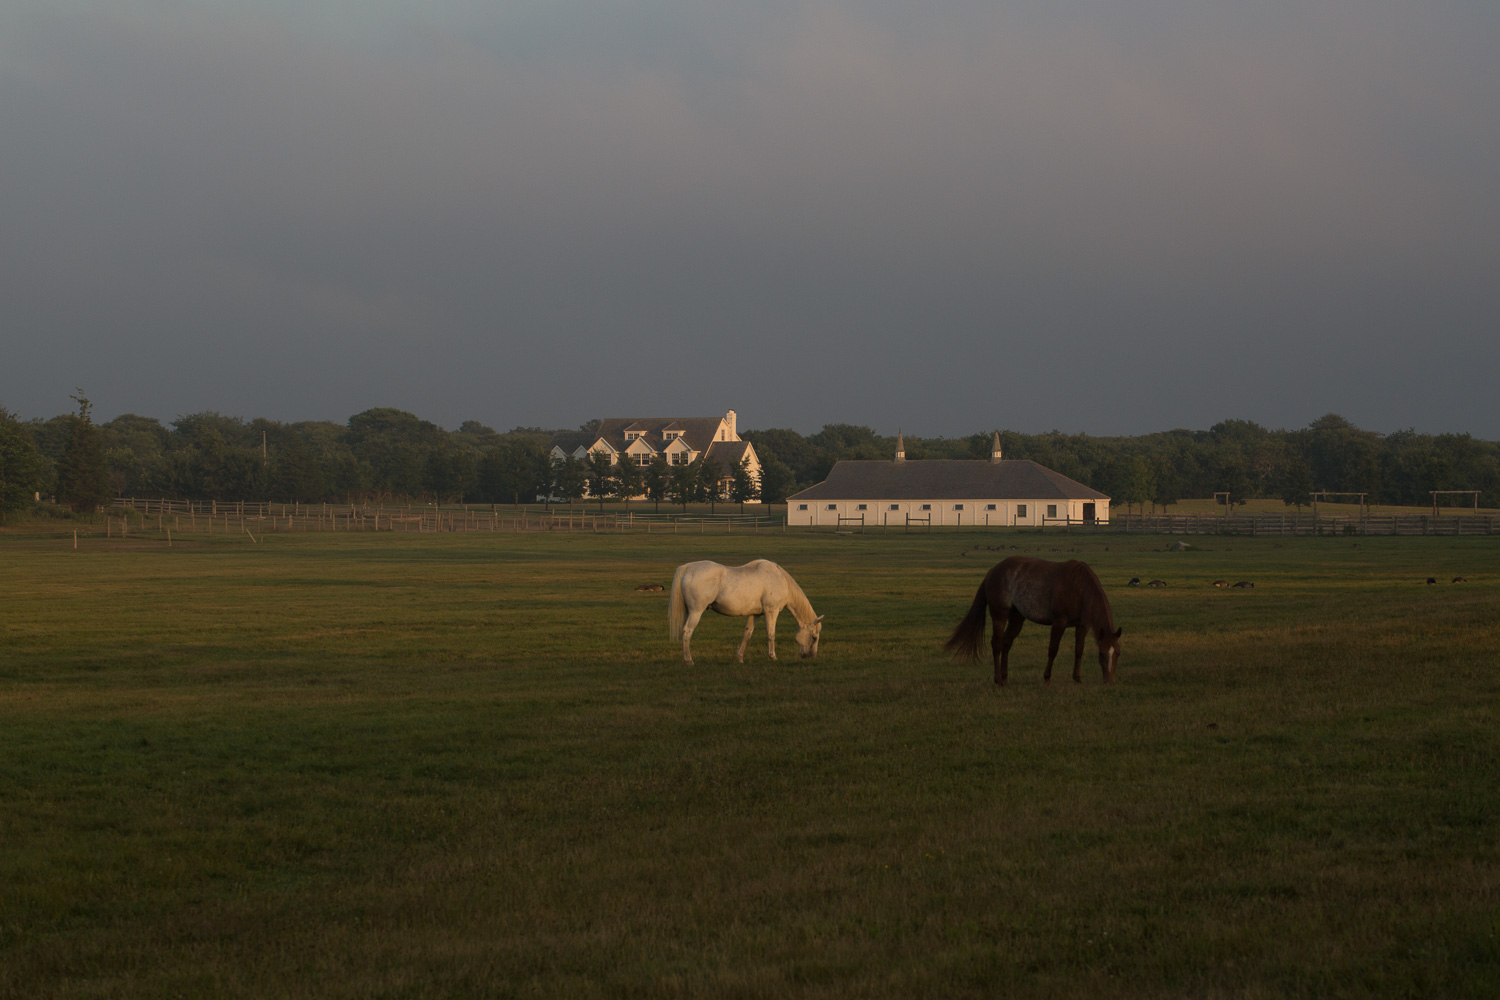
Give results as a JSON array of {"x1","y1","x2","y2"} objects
[{"x1": 944, "y1": 584, "x2": 990, "y2": 661}]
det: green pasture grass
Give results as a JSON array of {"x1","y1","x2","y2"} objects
[{"x1": 1, "y1": 529, "x2": 1498, "y2": 998}]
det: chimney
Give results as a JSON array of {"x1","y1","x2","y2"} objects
[
  {"x1": 895, "y1": 430, "x2": 906, "y2": 463},
  {"x1": 991, "y1": 430, "x2": 1003, "y2": 463},
  {"x1": 725, "y1": 409, "x2": 738, "y2": 440}
]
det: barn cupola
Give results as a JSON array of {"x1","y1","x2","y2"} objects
[
  {"x1": 894, "y1": 430, "x2": 906, "y2": 463},
  {"x1": 990, "y1": 430, "x2": 1003, "y2": 463}
]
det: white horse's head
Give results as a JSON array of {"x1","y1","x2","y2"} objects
[{"x1": 796, "y1": 615, "x2": 824, "y2": 658}]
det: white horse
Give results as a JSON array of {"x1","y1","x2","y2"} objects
[{"x1": 668, "y1": 559, "x2": 824, "y2": 665}]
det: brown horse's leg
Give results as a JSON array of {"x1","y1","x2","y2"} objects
[
  {"x1": 995, "y1": 609, "x2": 1024, "y2": 686},
  {"x1": 1044, "y1": 623, "x2": 1066, "y2": 684},
  {"x1": 1073, "y1": 625, "x2": 1087, "y2": 683}
]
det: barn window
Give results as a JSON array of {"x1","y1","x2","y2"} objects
[
  {"x1": 920, "y1": 504, "x2": 932, "y2": 511},
  {"x1": 954, "y1": 504, "x2": 964, "y2": 511},
  {"x1": 856, "y1": 504, "x2": 867, "y2": 511},
  {"x1": 826, "y1": 504, "x2": 837, "y2": 511},
  {"x1": 1047, "y1": 504, "x2": 1057, "y2": 518},
  {"x1": 797, "y1": 504, "x2": 808, "y2": 511},
  {"x1": 1017, "y1": 505, "x2": 1027, "y2": 517},
  {"x1": 986, "y1": 504, "x2": 997, "y2": 510},
  {"x1": 889, "y1": 504, "x2": 899, "y2": 511}
]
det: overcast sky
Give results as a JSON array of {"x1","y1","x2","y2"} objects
[{"x1": 2, "y1": 1, "x2": 1496, "y2": 437}]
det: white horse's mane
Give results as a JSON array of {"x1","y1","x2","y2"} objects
[{"x1": 776, "y1": 564, "x2": 817, "y2": 626}]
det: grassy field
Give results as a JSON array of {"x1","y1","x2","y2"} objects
[{"x1": 1, "y1": 527, "x2": 1498, "y2": 998}]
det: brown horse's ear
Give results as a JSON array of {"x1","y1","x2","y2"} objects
[{"x1": 1114, "y1": 627, "x2": 1123, "y2": 639}]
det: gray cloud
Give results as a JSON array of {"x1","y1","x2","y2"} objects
[{"x1": 2, "y1": 1, "x2": 1496, "y2": 436}]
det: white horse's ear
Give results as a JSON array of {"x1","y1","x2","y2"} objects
[{"x1": 815, "y1": 615, "x2": 825, "y2": 622}]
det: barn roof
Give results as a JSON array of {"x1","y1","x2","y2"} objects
[{"x1": 786, "y1": 460, "x2": 1109, "y2": 502}]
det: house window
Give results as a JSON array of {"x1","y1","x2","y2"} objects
[
  {"x1": 856, "y1": 504, "x2": 867, "y2": 511},
  {"x1": 920, "y1": 504, "x2": 932, "y2": 511},
  {"x1": 1017, "y1": 505, "x2": 1027, "y2": 518},
  {"x1": 1047, "y1": 504, "x2": 1057, "y2": 518},
  {"x1": 797, "y1": 504, "x2": 808, "y2": 511},
  {"x1": 986, "y1": 504, "x2": 997, "y2": 511}
]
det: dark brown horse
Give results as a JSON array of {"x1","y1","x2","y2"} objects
[{"x1": 945, "y1": 556, "x2": 1121, "y2": 685}]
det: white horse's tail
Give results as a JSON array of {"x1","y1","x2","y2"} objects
[{"x1": 668, "y1": 564, "x2": 689, "y2": 641}]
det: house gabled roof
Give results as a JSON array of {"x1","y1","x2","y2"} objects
[
  {"x1": 623, "y1": 436, "x2": 659, "y2": 456},
  {"x1": 558, "y1": 416, "x2": 729, "y2": 456},
  {"x1": 548, "y1": 431, "x2": 595, "y2": 457},
  {"x1": 705, "y1": 439, "x2": 754, "y2": 470},
  {"x1": 787, "y1": 460, "x2": 1109, "y2": 502}
]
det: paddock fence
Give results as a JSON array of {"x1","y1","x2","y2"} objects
[
  {"x1": 1112, "y1": 512, "x2": 1499, "y2": 536},
  {"x1": 100, "y1": 499, "x2": 1498, "y2": 540},
  {"x1": 105, "y1": 498, "x2": 787, "y2": 537}
]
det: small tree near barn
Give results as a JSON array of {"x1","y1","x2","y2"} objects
[
  {"x1": 730, "y1": 457, "x2": 759, "y2": 512},
  {"x1": 644, "y1": 455, "x2": 670, "y2": 512}
]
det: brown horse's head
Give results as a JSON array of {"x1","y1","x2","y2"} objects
[
  {"x1": 1099, "y1": 627, "x2": 1123, "y2": 682},
  {"x1": 796, "y1": 615, "x2": 825, "y2": 658}
]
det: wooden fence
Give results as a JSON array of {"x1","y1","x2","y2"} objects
[
  {"x1": 103, "y1": 499, "x2": 1497, "y2": 539},
  {"x1": 106, "y1": 499, "x2": 787, "y2": 536},
  {"x1": 1112, "y1": 513, "x2": 1498, "y2": 536}
]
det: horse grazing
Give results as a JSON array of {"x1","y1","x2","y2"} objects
[
  {"x1": 945, "y1": 556, "x2": 1121, "y2": 686},
  {"x1": 668, "y1": 560, "x2": 823, "y2": 666}
]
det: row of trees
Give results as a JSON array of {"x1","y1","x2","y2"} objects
[
  {"x1": 559, "y1": 450, "x2": 760, "y2": 511},
  {"x1": 3, "y1": 403, "x2": 1498, "y2": 521},
  {"x1": 742, "y1": 415, "x2": 1500, "y2": 512},
  {"x1": 0, "y1": 404, "x2": 767, "y2": 518}
]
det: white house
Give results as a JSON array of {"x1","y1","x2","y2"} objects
[
  {"x1": 549, "y1": 410, "x2": 762, "y2": 499},
  {"x1": 786, "y1": 432, "x2": 1110, "y2": 527}
]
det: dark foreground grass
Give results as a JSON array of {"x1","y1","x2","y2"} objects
[{"x1": 1, "y1": 529, "x2": 1498, "y2": 998}]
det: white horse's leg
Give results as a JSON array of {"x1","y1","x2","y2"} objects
[
  {"x1": 764, "y1": 606, "x2": 780, "y2": 659},
  {"x1": 736, "y1": 616, "x2": 756, "y2": 662},
  {"x1": 681, "y1": 606, "x2": 707, "y2": 665}
]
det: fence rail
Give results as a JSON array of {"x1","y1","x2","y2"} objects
[
  {"x1": 1113, "y1": 513, "x2": 1498, "y2": 536},
  {"x1": 103, "y1": 499, "x2": 1498, "y2": 539},
  {"x1": 106, "y1": 498, "x2": 787, "y2": 536}
]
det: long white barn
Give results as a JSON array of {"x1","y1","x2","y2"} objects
[{"x1": 786, "y1": 433, "x2": 1110, "y2": 527}]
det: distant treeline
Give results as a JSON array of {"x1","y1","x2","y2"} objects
[
  {"x1": 3, "y1": 404, "x2": 1497, "y2": 516},
  {"x1": 744, "y1": 417, "x2": 1500, "y2": 511}
]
